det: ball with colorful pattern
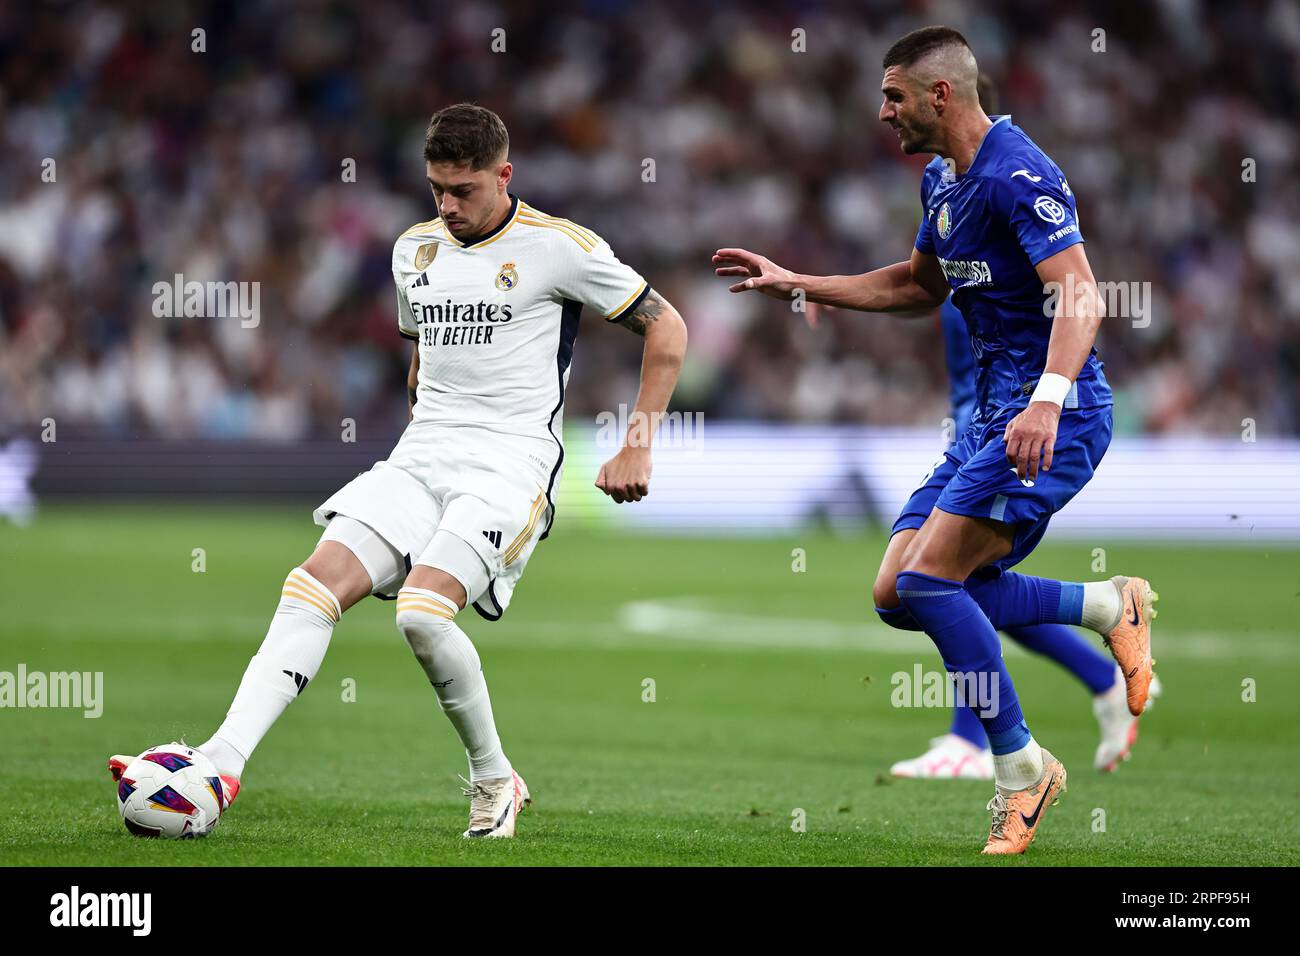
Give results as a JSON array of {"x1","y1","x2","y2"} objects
[{"x1": 117, "y1": 743, "x2": 224, "y2": 839}]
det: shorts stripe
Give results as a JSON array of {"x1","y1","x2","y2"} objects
[{"x1": 504, "y1": 493, "x2": 546, "y2": 565}]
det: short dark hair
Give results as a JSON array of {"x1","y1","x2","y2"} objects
[
  {"x1": 882, "y1": 26, "x2": 972, "y2": 69},
  {"x1": 423, "y1": 103, "x2": 509, "y2": 169}
]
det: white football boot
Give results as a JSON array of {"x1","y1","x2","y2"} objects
[
  {"x1": 462, "y1": 770, "x2": 531, "y2": 838},
  {"x1": 890, "y1": 734, "x2": 994, "y2": 779},
  {"x1": 1093, "y1": 664, "x2": 1163, "y2": 772}
]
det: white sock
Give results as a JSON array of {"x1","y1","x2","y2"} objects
[
  {"x1": 395, "y1": 588, "x2": 512, "y2": 782},
  {"x1": 1094, "y1": 664, "x2": 1125, "y2": 702},
  {"x1": 199, "y1": 736, "x2": 246, "y2": 777},
  {"x1": 201, "y1": 567, "x2": 341, "y2": 777},
  {"x1": 1081, "y1": 579, "x2": 1123, "y2": 633},
  {"x1": 993, "y1": 737, "x2": 1044, "y2": 791}
]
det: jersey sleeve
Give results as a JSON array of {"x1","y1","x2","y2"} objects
[
  {"x1": 998, "y1": 166, "x2": 1084, "y2": 266},
  {"x1": 915, "y1": 213, "x2": 936, "y2": 255},
  {"x1": 395, "y1": 282, "x2": 417, "y2": 340},
  {"x1": 555, "y1": 234, "x2": 650, "y2": 323},
  {"x1": 392, "y1": 241, "x2": 418, "y2": 340}
]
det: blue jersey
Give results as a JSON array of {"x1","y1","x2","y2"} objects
[
  {"x1": 915, "y1": 115, "x2": 1112, "y2": 417},
  {"x1": 940, "y1": 296, "x2": 976, "y2": 437}
]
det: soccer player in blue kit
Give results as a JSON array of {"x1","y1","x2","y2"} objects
[
  {"x1": 889, "y1": 74, "x2": 1157, "y2": 783},
  {"x1": 714, "y1": 26, "x2": 1159, "y2": 853}
]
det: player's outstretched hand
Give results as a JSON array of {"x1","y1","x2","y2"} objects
[
  {"x1": 1003, "y1": 402, "x2": 1060, "y2": 482},
  {"x1": 713, "y1": 248, "x2": 800, "y2": 300},
  {"x1": 595, "y1": 446, "x2": 652, "y2": 504}
]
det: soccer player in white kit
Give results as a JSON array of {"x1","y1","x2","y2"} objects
[{"x1": 108, "y1": 104, "x2": 688, "y2": 838}]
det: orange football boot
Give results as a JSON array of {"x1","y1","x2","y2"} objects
[
  {"x1": 1102, "y1": 576, "x2": 1158, "y2": 716},
  {"x1": 981, "y1": 750, "x2": 1067, "y2": 855}
]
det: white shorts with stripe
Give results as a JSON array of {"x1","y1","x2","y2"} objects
[{"x1": 313, "y1": 423, "x2": 559, "y2": 621}]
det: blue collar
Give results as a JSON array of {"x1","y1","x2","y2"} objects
[{"x1": 966, "y1": 114, "x2": 1011, "y2": 176}]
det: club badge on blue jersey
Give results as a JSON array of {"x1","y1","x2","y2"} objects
[{"x1": 937, "y1": 202, "x2": 953, "y2": 239}]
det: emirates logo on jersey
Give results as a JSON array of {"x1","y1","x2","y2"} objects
[
  {"x1": 414, "y1": 243, "x2": 438, "y2": 270},
  {"x1": 495, "y1": 262, "x2": 519, "y2": 291}
]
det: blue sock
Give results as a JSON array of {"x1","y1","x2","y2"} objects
[
  {"x1": 895, "y1": 571, "x2": 1029, "y2": 755},
  {"x1": 1005, "y1": 624, "x2": 1116, "y2": 695},
  {"x1": 875, "y1": 605, "x2": 923, "y2": 631},
  {"x1": 948, "y1": 701, "x2": 989, "y2": 749},
  {"x1": 964, "y1": 572, "x2": 1086, "y2": 629}
]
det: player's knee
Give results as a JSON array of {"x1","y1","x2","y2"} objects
[
  {"x1": 872, "y1": 571, "x2": 901, "y2": 611},
  {"x1": 394, "y1": 587, "x2": 460, "y2": 666}
]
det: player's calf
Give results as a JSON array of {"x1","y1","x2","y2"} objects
[
  {"x1": 394, "y1": 584, "x2": 522, "y2": 836},
  {"x1": 195, "y1": 564, "x2": 344, "y2": 780}
]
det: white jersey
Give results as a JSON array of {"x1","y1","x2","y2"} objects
[
  {"x1": 392, "y1": 195, "x2": 649, "y2": 446},
  {"x1": 313, "y1": 197, "x2": 648, "y2": 621}
]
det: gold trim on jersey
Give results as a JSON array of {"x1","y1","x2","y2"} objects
[
  {"x1": 519, "y1": 203, "x2": 598, "y2": 245},
  {"x1": 516, "y1": 214, "x2": 594, "y2": 252},
  {"x1": 399, "y1": 217, "x2": 442, "y2": 239},
  {"x1": 605, "y1": 281, "x2": 650, "y2": 321},
  {"x1": 504, "y1": 493, "x2": 547, "y2": 565}
]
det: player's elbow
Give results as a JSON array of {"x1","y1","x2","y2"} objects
[{"x1": 647, "y1": 299, "x2": 688, "y2": 367}]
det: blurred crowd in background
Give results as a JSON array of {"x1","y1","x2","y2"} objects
[{"x1": 1, "y1": 0, "x2": 1298, "y2": 445}]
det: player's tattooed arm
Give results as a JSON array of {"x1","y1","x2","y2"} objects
[
  {"x1": 617, "y1": 288, "x2": 668, "y2": 336},
  {"x1": 596, "y1": 288, "x2": 688, "y2": 504},
  {"x1": 406, "y1": 347, "x2": 420, "y2": 420}
]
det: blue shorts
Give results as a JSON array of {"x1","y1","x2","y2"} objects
[{"x1": 891, "y1": 404, "x2": 1113, "y2": 572}]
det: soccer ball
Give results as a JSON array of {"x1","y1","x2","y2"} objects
[{"x1": 116, "y1": 743, "x2": 225, "y2": 838}]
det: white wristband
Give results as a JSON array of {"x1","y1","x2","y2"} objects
[{"x1": 1030, "y1": 372, "x2": 1072, "y2": 407}]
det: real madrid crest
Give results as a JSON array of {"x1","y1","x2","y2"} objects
[
  {"x1": 936, "y1": 202, "x2": 953, "y2": 240},
  {"x1": 414, "y1": 242, "x2": 438, "y2": 270},
  {"x1": 495, "y1": 262, "x2": 519, "y2": 292}
]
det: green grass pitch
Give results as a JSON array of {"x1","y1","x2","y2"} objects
[{"x1": 2, "y1": 504, "x2": 1296, "y2": 866}]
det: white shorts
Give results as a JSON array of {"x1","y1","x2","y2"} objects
[{"x1": 314, "y1": 424, "x2": 560, "y2": 621}]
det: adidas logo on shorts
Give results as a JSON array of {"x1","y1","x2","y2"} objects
[{"x1": 482, "y1": 530, "x2": 502, "y2": 548}]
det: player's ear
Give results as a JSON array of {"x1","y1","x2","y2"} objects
[
  {"x1": 497, "y1": 160, "x2": 512, "y2": 192},
  {"x1": 932, "y1": 79, "x2": 950, "y2": 113}
]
